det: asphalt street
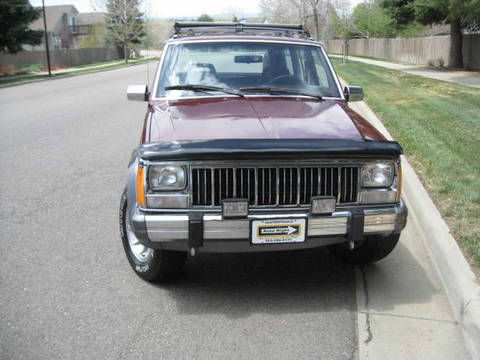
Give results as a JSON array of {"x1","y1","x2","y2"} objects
[{"x1": 0, "y1": 64, "x2": 357, "y2": 360}]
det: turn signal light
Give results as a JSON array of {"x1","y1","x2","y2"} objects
[
  {"x1": 137, "y1": 165, "x2": 146, "y2": 207},
  {"x1": 396, "y1": 162, "x2": 403, "y2": 202}
]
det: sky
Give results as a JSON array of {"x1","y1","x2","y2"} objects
[
  {"x1": 30, "y1": 0, "x2": 363, "y2": 18},
  {"x1": 30, "y1": 0, "x2": 262, "y2": 18}
]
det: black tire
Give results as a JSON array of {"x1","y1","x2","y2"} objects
[
  {"x1": 328, "y1": 234, "x2": 400, "y2": 265},
  {"x1": 119, "y1": 190, "x2": 186, "y2": 282}
]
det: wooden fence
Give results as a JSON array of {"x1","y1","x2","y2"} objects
[
  {"x1": 0, "y1": 47, "x2": 120, "y2": 74},
  {"x1": 326, "y1": 35, "x2": 480, "y2": 70}
]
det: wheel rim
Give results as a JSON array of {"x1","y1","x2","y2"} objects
[{"x1": 126, "y1": 214, "x2": 153, "y2": 264}]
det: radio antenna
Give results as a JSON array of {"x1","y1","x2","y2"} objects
[{"x1": 145, "y1": 0, "x2": 150, "y2": 88}]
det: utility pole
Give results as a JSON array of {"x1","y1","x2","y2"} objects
[{"x1": 41, "y1": 0, "x2": 52, "y2": 75}]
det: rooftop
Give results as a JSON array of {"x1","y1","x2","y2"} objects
[{"x1": 30, "y1": 4, "x2": 78, "y2": 31}]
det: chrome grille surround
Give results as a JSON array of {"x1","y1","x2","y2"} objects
[{"x1": 189, "y1": 161, "x2": 360, "y2": 208}]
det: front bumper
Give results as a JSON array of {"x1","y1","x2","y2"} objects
[{"x1": 131, "y1": 201, "x2": 407, "y2": 253}]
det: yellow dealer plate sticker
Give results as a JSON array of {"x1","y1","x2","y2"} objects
[{"x1": 251, "y1": 218, "x2": 306, "y2": 244}]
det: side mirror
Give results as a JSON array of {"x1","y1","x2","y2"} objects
[
  {"x1": 344, "y1": 86, "x2": 364, "y2": 102},
  {"x1": 127, "y1": 84, "x2": 149, "y2": 101}
]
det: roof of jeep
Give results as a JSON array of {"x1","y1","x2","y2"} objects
[{"x1": 165, "y1": 34, "x2": 325, "y2": 47}]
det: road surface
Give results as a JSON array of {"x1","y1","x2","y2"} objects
[{"x1": 0, "y1": 65, "x2": 356, "y2": 360}]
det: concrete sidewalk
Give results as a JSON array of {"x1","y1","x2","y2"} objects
[
  {"x1": 331, "y1": 54, "x2": 480, "y2": 88},
  {"x1": 349, "y1": 100, "x2": 473, "y2": 360}
]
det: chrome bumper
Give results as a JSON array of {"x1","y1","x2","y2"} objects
[{"x1": 132, "y1": 201, "x2": 407, "y2": 253}]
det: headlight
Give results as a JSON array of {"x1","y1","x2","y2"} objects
[
  {"x1": 361, "y1": 163, "x2": 394, "y2": 188},
  {"x1": 148, "y1": 165, "x2": 186, "y2": 191}
]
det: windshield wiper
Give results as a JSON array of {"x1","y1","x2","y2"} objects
[
  {"x1": 164, "y1": 84, "x2": 244, "y2": 97},
  {"x1": 240, "y1": 86, "x2": 323, "y2": 100}
]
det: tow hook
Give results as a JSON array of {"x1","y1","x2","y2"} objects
[
  {"x1": 188, "y1": 212, "x2": 203, "y2": 255},
  {"x1": 348, "y1": 210, "x2": 364, "y2": 250}
]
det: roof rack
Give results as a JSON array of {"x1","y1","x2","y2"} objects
[{"x1": 172, "y1": 22, "x2": 311, "y2": 39}]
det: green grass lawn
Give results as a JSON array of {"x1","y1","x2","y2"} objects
[
  {"x1": 331, "y1": 58, "x2": 480, "y2": 267},
  {"x1": 0, "y1": 56, "x2": 158, "y2": 87}
]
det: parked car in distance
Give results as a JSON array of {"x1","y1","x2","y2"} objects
[{"x1": 120, "y1": 22, "x2": 407, "y2": 282}]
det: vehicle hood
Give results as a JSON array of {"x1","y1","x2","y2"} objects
[{"x1": 147, "y1": 97, "x2": 385, "y2": 143}]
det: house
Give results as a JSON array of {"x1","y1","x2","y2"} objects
[{"x1": 27, "y1": 5, "x2": 106, "y2": 50}]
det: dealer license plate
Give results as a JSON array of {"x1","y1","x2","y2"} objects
[{"x1": 251, "y1": 218, "x2": 306, "y2": 245}]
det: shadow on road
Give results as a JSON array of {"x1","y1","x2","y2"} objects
[
  {"x1": 157, "y1": 247, "x2": 356, "y2": 319},
  {"x1": 156, "y1": 236, "x2": 438, "y2": 320}
]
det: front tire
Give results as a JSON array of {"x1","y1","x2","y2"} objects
[
  {"x1": 119, "y1": 190, "x2": 186, "y2": 282},
  {"x1": 329, "y1": 234, "x2": 400, "y2": 265}
]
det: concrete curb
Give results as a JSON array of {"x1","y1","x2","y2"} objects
[
  {"x1": 402, "y1": 158, "x2": 480, "y2": 359},
  {"x1": 349, "y1": 100, "x2": 480, "y2": 359}
]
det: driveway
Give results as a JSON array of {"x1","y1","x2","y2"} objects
[{"x1": 0, "y1": 64, "x2": 470, "y2": 359}]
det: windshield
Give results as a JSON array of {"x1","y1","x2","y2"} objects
[{"x1": 156, "y1": 42, "x2": 341, "y2": 98}]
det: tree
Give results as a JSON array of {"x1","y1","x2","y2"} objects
[
  {"x1": 105, "y1": 0, "x2": 144, "y2": 63},
  {"x1": 260, "y1": 0, "x2": 333, "y2": 39},
  {"x1": 352, "y1": 2, "x2": 395, "y2": 38},
  {"x1": 78, "y1": 23, "x2": 107, "y2": 48},
  {"x1": 381, "y1": 0, "x2": 415, "y2": 31},
  {"x1": 332, "y1": 0, "x2": 355, "y2": 37},
  {"x1": 414, "y1": 0, "x2": 480, "y2": 67},
  {"x1": 260, "y1": 0, "x2": 303, "y2": 24},
  {"x1": 332, "y1": 9, "x2": 350, "y2": 38},
  {"x1": 308, "y1": 0, "x2": 321, "y2": 40},
  {"x1": 197, "y1": 14, "x2": 214, "y2": 22},
  {"x1": 382, "y1": 0, "x2": 480, "y2": 68},
  {"x1": 0, "y1": 0, "x2": 43, "y2": 53},
  {"x1": 289, "y1": 0, "x2": 330, "y2": 40},
  {"x1": 140, "y1": 19, "x2": 172, "y2": 50}
]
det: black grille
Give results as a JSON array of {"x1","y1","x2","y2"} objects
[{"x1": 192, "y1": 166, "x2": 358, "y2": 206}]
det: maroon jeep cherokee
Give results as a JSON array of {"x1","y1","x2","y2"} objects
[{"x1": 119, "y1": 23, "x2": 407, "y2": 282}]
